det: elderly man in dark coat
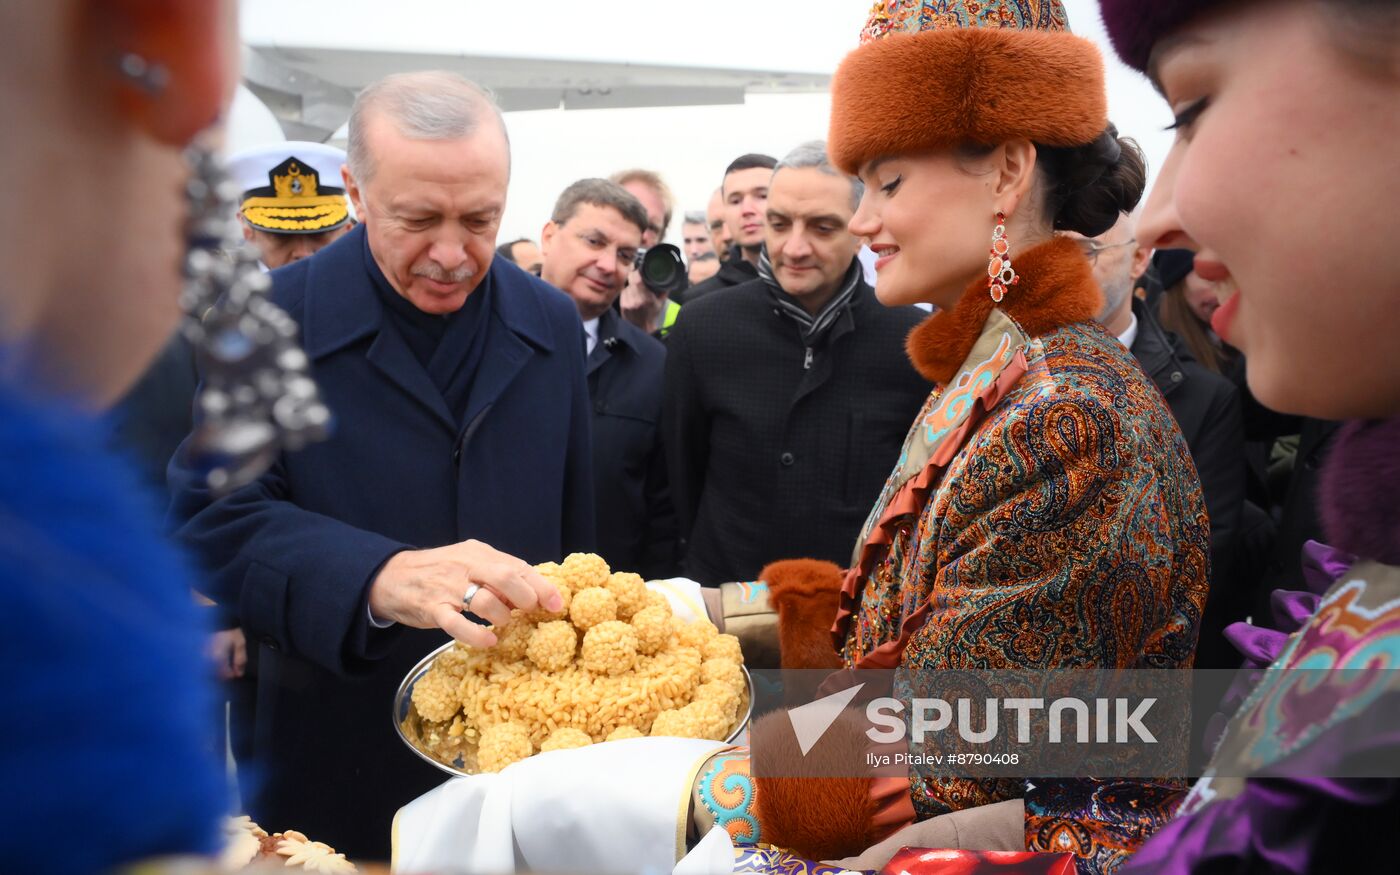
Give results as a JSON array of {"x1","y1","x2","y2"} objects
[
  {"x1": 169, "y1": 72, "x2": 593, "y2": 859},
  {"x1": 664, "y1": 141, "x2": 929, "y2": 585}
]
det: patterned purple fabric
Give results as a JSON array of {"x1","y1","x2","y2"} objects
[
  {"x1": 1205, "y1": 542, "x2": 1356, "y2": 760},
  {"x1": 1120, "y1": 415, "x2": 1400, "y2": 874},
  {"x1": 1223, "y1": 541, "x2": 1356, "y2": 672}
]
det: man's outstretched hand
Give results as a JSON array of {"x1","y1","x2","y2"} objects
[{"x1": 368, "y1": 540, "x2": 564, "y2": 648}]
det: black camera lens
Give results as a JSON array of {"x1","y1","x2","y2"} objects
[{"x1": 634, "y1": 243, "x2": 690, "y2": 297}]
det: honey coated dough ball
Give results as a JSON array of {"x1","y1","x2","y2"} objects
[
  {"x1": 650, "y1": 708, "x2": 695, "y2": 739},
  {"x1": 477, "y1": 722, "x2": 534, "y2": 772},
  {"x1": 675, "y1": 618, "x2": 720, "y2": 650},
  {"x1": 490, "y1": 611, "x2": 534, "y2": 662},
  {"x1": 630, "y1": 605, "x2": 671, "y2": 655},
  {"x1": 411, "y1": 665, "x2": 461, "y2": 723},
  {"x1": 569, "y1": 586, "x2": 618, "y2": 630},
  {"x1": 686, "y1": 699, "x2": 733, "y2": 739},
  {"x1": 434, "y1": 643, "x2": 488, "y2": 679},
  {"x1": 702, "y1": 633, "x2": 743, "y2": 664},
  {"x1": 651, "y1": 700, "x2": 730, "y2": 740},
  {"x1": 560, "y1": 552, "x2": 611, "y2": 591},
  {"x1": 531, "y1": 562, "x2": 574, "y2": 621},
  {"x1": 701, "y1": 657, "x2": 745, "y2": 693},
  {"x1": 605, "y1": 572, "x2": 649, "y2": 620},
  {"x1": 692, "y1": 680, "x2": 741, "y2": 722},
  {"x1": 580, "y1": 620, "x2": 639, "y2": 676},
  {"x1": 540, "y1": 727, "x2": 594, "y2": 752},
  {"x1": 642, "y1": 590, "x2": 672, "y2": 615},
  {"x1": 606, "y1": 725, "x2": 644, "y2": 742},
  {"x1": 526, "y1": 620, "x2": 578, "y2": 671}
]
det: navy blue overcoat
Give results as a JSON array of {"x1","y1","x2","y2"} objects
[{"x1": 168, "y1": 225, "x2": 594, "y2": 858}]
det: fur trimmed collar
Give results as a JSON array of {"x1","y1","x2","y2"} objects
[{"x1": 905, "y1": 236, "x2": 1102, "y2": 385}]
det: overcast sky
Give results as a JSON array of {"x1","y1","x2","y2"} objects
[{"x1": 237, "y1": 0, "x2": 1173, "y2": 244}]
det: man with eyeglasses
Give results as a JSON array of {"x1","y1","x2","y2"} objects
[
  {"x1": 540, "y1": 178, "x2": 680, "y2": 579},
  {"x1": 1071, "y1": 211, "x2": 1248, "y2": 670}
]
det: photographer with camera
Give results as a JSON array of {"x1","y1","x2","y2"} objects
[
  {"x1": 539, "y1": 179, "x2": 681, "y2": 579},
  {"x1": 610, "y1": 169, "x2": 687, "y2": 338}
]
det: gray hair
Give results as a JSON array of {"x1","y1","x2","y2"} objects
[
  {"x1": 773, "y1": 140, "x2": 864, "y2": 212},
  {"x1": 550, "y1": 178, "x2": 650, "y2": 237},
  {"x1": 682, "y1": 211, "x2": 707, "y2": 225},
  {"x1": 347, "y1": 71, "x2": 508, "y2": 182}
]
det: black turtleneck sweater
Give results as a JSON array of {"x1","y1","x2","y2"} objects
[{"x1": 363, "y1": 235, "x2": 492, "y2": 426}]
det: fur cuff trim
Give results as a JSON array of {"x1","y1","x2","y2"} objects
[
  {"x1": 906, "y1": 236, "x2": 1101, "y2": 385},
  {"x1": 764, "y1": 559, "x2": 845, "y2": 670},
  {"x1": 751, "y1": 710, "x2": 910, "y2": 860},
  {"x1": 829, "y1": 28, "x2": 1106, "y2": 175}
]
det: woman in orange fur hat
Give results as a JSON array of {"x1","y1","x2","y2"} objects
[{"x1": 739, "y1": 2, "x2": 1212, "y2": 872}]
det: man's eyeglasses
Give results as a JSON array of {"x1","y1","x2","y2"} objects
[
  {"x1": 1074, "y1": 238, "x2": 1137, "y2": 264},
  {"x1": 576, "y1": 230, "x2": 638, "y2": 267}
]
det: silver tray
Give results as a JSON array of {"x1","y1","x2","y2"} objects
[{"x1": 393, "y1": 639, "x2": 754, "y2": 777}]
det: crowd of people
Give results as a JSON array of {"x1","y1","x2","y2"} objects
[{"x1": 2, "y1": 0, "x2": 1398, "y2": 873}]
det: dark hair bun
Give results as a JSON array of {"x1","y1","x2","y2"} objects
[{"x1": 1039, "y1": 125, "x2": 1147, "y2": 237}]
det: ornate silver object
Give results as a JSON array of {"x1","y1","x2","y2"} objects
[{"x1": 179, "y1": 141, "x2": 331, "y2": 494}]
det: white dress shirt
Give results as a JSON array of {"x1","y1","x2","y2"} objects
[
  {"x1": 582, "y1": 317, "x2": 600, "y2": 356},
  {"x1": 1116, "y1": 312, "x2": 1139, "y2": 351}
]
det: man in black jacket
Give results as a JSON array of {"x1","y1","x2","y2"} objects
[
  {"x1": 540, "y1": 178, "x2": 679, "y2": 578},
  {"x1": 664, "y1": 141, "x2": 929, "y2": 585},
  {"x1": 678, "y1": 153, "x2": 776, "y2": 305},
  {"x1": 1078, "y1": 214, "x2": 1248, "y2": 668}
]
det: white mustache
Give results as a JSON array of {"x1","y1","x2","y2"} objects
[{"x1": 413, "y1": 264, "x2": 473, "y2": 283}]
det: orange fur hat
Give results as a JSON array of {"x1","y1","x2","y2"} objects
[{"x1": 829, "y1": 1, "x2": 1108, "y2": 175}]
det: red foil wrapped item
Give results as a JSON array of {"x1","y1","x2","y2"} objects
[{"x1": 881, "y1": 847, "x2": 1076, "y2": 875}]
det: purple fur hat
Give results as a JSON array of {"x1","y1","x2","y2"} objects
[
  {"x1": 1319, "y1": 416, "x2": 1400, "y2": 568},
  {"x1": 1099, "y1": 0, "x2": 1223, "y2": 72}
]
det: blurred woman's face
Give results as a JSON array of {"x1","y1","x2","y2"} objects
[
  {"x1": 850, "y1": 150, "x2": 998, "y2": 311},
  {"x1": 8, "y1": 0, "x2": 240, "y2": 408},
  {"x1": 1136, "y1": 2, "x2": 1400, "y2": 418},
  {"x1": 1182, "y1": 270, "x2": 1221, "y2": 326}
]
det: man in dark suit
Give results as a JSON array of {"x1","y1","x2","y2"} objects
[
  {"x1": 664, "y1": 141, "x2": 930, "y2": 585},
  {"x1": 168, "y1": 71, "x2": 592, "y2": 859},
  {"x1": 1077, "y1": 213, "x2": 1248, "y2": 668},
  {"x1": 539, "y1": 179, "x2": 678, "y2": 579}
]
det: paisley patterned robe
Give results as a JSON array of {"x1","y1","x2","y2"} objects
[{"x1": 833, "y1": 239, "x2": 1211, "y2": 872}]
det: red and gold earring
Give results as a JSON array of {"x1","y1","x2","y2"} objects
[{"x1": 988, "y1": 212, "x2": 1019, "y2": 303}]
